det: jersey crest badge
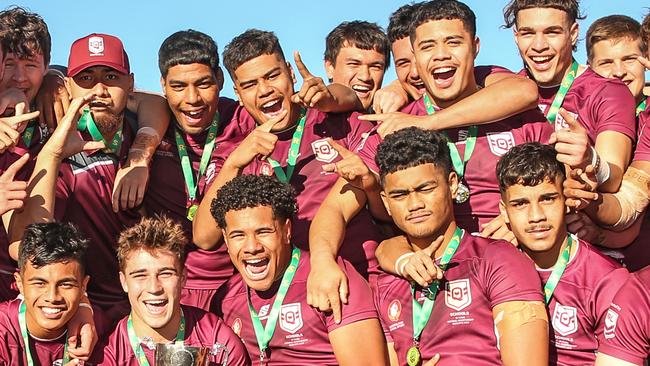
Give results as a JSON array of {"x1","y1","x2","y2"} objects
[
  {"x1": 88, "y1": 36, "x2": 104, "y2": 55},
  {"x1": 603, "y1": 308, "x2": 619, "y2": 339},
  {"x1": 260, "y1": 163, "x2": 273, "y2": 177},
  {"x1": 388, "y1": 300, "x2": 402, "y2": 322},
  {"x1": 487, "y1": 131, "x2": 515, "y2": 157},
  {"x1": 311, "y1": 139, "x2": 339, "y2": 163},
  {"x1": 552, "y1": 304, "x2": 578, "y2": 336},
  {"x1": 205, "y1": 162, "x2": 217, "y2": 184},
  {"x1": 445, "y1": 279, "x2": 472, "y2": 311},
  {"x1": 280, "y1": 302, "x2": 303, "y2": 333}
]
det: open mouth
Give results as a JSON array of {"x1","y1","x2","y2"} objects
[
  {"x1": 432, "y1": 67, "x2": 457, "y2": 88},
  {"x1": 260, "y1": 98, "x2": 285, "y2": 118},
  {"x1": 351, "y1": 84, "x2": 372, "y2": 98},
  {"x1": 181, "y1": 107, "x2": 207, "y2": 126},
  {"x1": 243, "y1": 257, "x2": 270, "y2": 281},
  {"x1": 528, "y1": 55, "x2": 555, "y2": 71},
  {"x1": 143, "y1": 299, "x2": 169, "y2": 315},
  {"x1": 40, "y1": 306, "x2": 66, "y2": 319},
  {"x1": 410, "y1": 80, "x2": 426, "y2": 94}
]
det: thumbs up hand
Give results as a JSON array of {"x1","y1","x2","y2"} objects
[{"x1": 549, "y1": 108, "x2": 592, "y2": 169}]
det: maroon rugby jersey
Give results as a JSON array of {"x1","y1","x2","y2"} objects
[
  {"x1": 597, "y1": 265, "x2": 650, "y2": 364},
  {"x1": 214, "y1": 250, "x2": 378, "y2": 365},
  {"x1": 374, "y1": 233, "x2": 543, "y2": 366},
  {"x1": 53, "y1": 113, "x2": 141, "y2": 312},
  {"x1": 523, "y1": 67, "x2": 636, "y2": 143},
  {"x1": 358, "y1": 98, "x2": 553, "y2": 233},
  {"x1": 97, "y1": 304, "x2": 250, "y2": 366},
  {"x1": 538, "y1": 238, "x2": 628, "y2": 365},
  {"x1": 233, "y1": 106, "x2": 382, "y2": 277},
  {"x1": 145, "y1": 97, "x2": 242, "y2": 294}
]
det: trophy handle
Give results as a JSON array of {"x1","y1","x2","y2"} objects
[{"x1": 210, "y1": 343, "x2": 229, "y2": 366}]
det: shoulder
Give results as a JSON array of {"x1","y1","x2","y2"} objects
[{"x1": 0, "y1": 299, "x2": 19, "y2": 335}]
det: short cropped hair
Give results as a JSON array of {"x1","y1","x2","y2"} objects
[
  {"x1": 223, "y1": 29, "x2": 285, "y2": 77},
  {"x1": 376, "y1": 127, "x2": 452, "y2": 185},
  {"x1": 18, "y1": 222, "x2": 88, "y2": 274},
  {"x1": 496, "y1": 142, "x2": 566, "y2": 193},
  {"x1": 117, "y1": 216, "x2": 188, "y2": 270},
  {"x1": 158, "y1": 29, "x2": 220, "y2": 78},
  {"x1": 410, "y1": 0, "x2": 477, "y2": 41},
  {"x1": 586, "y1": 15, "x2": 646, "y2": 62},
  {"x1": 503, "y1": 0, "x2": 584, "y2": 29},
  {"x1": 0, "y1": 6, "x2": 51, "y2": 65},
  {"x1": 388, "y1": 3, "x2": 423, "y2": 43},
  {"x1": 324, "y1": 21, "x2": 390, "y2": 69},
  {"x1": 641, "y1": 12, "x2": 650, "y2": 55},
  {"x1": 211, "y1": 175, "x2": 298, "y2": 229}
]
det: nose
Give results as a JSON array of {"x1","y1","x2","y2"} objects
[
  {"x1": 531, "y1": 33, "x2": 549, "y2": 53},
  {"x1": 407, "y1": 191, "x2": 426, "y2": 212},
  {"x1": 408, "y1": 60, "x2": 421, "y2": 82},
  {"x1": 611, "y1": 60, "x2": 627, "y2": 80},
  {"x1": 356, "y1": 65, "x2": 371, "y2": 82},
  {"x1": 243, "y1": 235, "x2": 264, "y2": 255},
  {"x1": 185, "y1": 85, "x2": 200, "y2": 105},
  {"x1": 146, "y1": 275, "x2": 163, "y2": 294},
  {"x1": 91, "y1": 81, "x2": 110, "y2": 98},
  {"x1": 529, "y1": 202, "x2": 547, "y2": 223},
  {"x1": 258, "y1": 79, "x2": 274, "y2": 99},
  {"x1": 11, "y1": 63, "x2": 28, "y2": 83},
  {"x1": 44, "y1": 283, "x2": 63, "y2": 302}
]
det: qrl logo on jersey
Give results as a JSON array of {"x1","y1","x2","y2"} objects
[
  {"x1": 604, "y1": 309, "x2": 619, "y2": 339},
  {"x1": 388, "y1": 300, "x2": 402, "y2": 322},
  {"x1": 231, "y1": 318, "x2": 242, "y2": 336},
  {"x1": 280, "y1": 303, "x2": 303, "y2": 333},
  {"x1": 311, "y1": 139, "x2": 339, "y2": 163},
  {"x1": 260, "y1": 163, "x2": 273, "y2": 177},
  {"x1": 445, "y1": 279, "x2": 472, "y2": 311},
  {"x1": 88, "y1": 36, "x2": 104, "y2": 55},
  {"x1": 552, "y1": 304, "x2": 578, "y2": 336},
  {"x1": 487, "y1": 132, "x2": 515, "y2": 157},
  {"x1": 555, "y1": 110, "x2": 578, "y2": 131},
  {"x1": 205, "y1": 162, "x2": 217, "y2": 185}
]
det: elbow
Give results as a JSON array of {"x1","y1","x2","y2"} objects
[
  {"x1": 191, "y1": 224, "x2": 219, "y2": 250},
  {"x1": 519, "y1": 78, "x2": 540, "y2": 110}
]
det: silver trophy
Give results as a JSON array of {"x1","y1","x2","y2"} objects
[{"x1": 154, "y1": 343, "x2": 229, "y2": 366}]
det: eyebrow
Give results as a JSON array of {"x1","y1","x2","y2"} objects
[{"x1": 239, "y1": 67, "x2": 282, "y2": 85}]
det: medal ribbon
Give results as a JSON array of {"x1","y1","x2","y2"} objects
[
  {"x1": 174, "y1": 113, "x2": 220, "y2": 220},
  {"x1": 411, "y1": 227, "x2": 464, "y2": 342},
  {"x1": 18, "y1": 301, "x2": 69, "y2": 366},
  {"x1": 127, "y1": 309, "x2": 186, "y2": 366},
  {"x1": 637, "y1": 98, "x2": 647, "y2": 117},
  {"x1": 267, "y1": 109, "x2": 307, "y2": 183},
  {"x1": 77, "y1": 109, "x2": 123, "y2": 154},
  {"x1": 423, "y1": 94, "x2": 477, "y2": 179},
  {"x1": 247, "y1": 246, "x2": 301, "y2": 359},
  {"x1": 22, "y1": 120, "x2": 37, "y2": 148},
  {"x1": 545, "y1": 60, "x2": 579, "y2": 125},
  {"x1": 543, "y1": 235, "x2": 574, "y2": 305}
]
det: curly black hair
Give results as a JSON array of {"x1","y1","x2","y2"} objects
[
  {"x1": 223, "y1": 29, "x2": 285, "y2": 77},
  {"x1": 19, "y1": 222, "x2": 88, "y2": 274},
  {"x1": 211, "y1": 175, "x2": 298, "y2": 229},
  {"x1": 496, "y1": 142, "x2": 565, "y2": 193},
  {"x1": 376, "y1": 127, "x2": 452, "y2": 185}
]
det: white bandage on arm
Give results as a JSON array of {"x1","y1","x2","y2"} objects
[
  {"x1": 394, "y1": 252, "x2": 415, "y2": 277},
  {"x1": 591, "y1": 146, "x2": 611, "y2": 186},
  {"x1": 611, "y1": 166, "x2": 650, "y2": 229}
]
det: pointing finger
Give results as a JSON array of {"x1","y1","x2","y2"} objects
[
  {"x1": 325, "y1": 138, "x2": 353, "y2": 158},
  {"x1": 294, "y1": 51, "x2": 313, "y2": 80},
  {"x1": 0, "y1": 153, "x2": 30, "y2": 183},
  {"x1": 558, "y1": 108, "x2": 584, "y2": 133},
  {"x1": 257, "y1": 109, "x2": 288, "y2": 133}
]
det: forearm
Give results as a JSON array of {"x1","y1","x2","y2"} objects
[
  {"x1": 309, "y1": 204, "x2": 349, "y2": 262},
  {"x1": 366, "y1": 189, "x2": 391, "y2": 222},
  {"x1": 319, "y1": 83, "x2": 364, "y2": 113},
  {"x1": 598, "y1": 216, "x2": 644, "y2": 249},
  {"x1": 375, "y1": 236, "x2": 414, "y2": 275},
  {"x1": 594, "y1": 132, "x2": 632, "y2": 193},
  {"x1": 127, "y1": 92, "x2": 170, "y2": 164}
]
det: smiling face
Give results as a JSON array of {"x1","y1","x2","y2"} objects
[
  {"x1": 162, "y1": 63, "x2": 221, "y2": 135},
  {"x1": 223, "y1": 205, "x2": 292, "y2": 292},
  {"x1": 591, "y1": 37, "x2": 646, "y2": 102},
  {"x1": 392, "y1": 37, "x2": 425, "y2": 100},
  {"x1": 15, "y1": 260, "x2": 88, "y2": 339},
  {"x1": 412, "y1": 19, "x2": 479, "y2": 108},
  {"x1": 0, "y1": 52, "x2": 47, "y2": 104},
  {"x1": 119, "y1": 248, "x2": 185, "y2": 337},
  {"x1": 514, "y1": 7, "x2": 578, "y2": 87},
  {"x1": 325, "y1": 44, "x2": 387, "y2": 109},
  {"x1": 233, "y1": 53, "x2": 299, "y2": 132}
]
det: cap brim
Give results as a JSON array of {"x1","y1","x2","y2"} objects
[{"x1": 68, "y1": 60, "x2": 129, "y2": 77}]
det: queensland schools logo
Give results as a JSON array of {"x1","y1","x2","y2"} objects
[
  {"x1": 88, "y1": 36, "x2": 104, "y2": 55},
  {"x1": 487, "y1": 132, "x2": 515, "y2": 156},
  {"x1": 311, "y1": 139, "x2": 339, "y2": 163},
  {"x1": 445, "y1": 279, "x2": 472, "y2": 311},
  {"x1": 552, "y1": 304, "x2": 578, "y2": 336},
  {"x1": 388, "y1": 300, "x2": 402, "y2": 322},
  {"x1": 280, "y1": 303, "x2": 303, "y2": 333},
  {"x1": 603, "y1": 309, "x2": 619, "y2": 339}
]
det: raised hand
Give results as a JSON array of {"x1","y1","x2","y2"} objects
[
  {"x1": 291, "y1": 51, "x2": 332, "y2": 109},
  {"x1": 564, "y1": 166, "x2": 599, "y2": 211},
  {"x1": 35, "y1": 71, "x2": 70, "y2": 129},
  {"x1": 549, "y1": 108, "x2": 592, "y2": 169},
  {"x1": 0, "y1": 153, "x2": 30, "y2": 215},
  {"x1": 225, "y1": 110, "x2": 287, "y2": 169},
  {"x1": 396, "y1": 235, "x2": 445, "y2": 287},
  {"x1": 480, "y1": 213, "x2": 517, "y2": 245},
  {"x1": 307, "y1": 256, "x2": 349, "y2": 324},
  {"x1": 0, "y1": 109, "x2": 40, "y2": 153},
  {"x1": 358, "y1": 112, "x2": 427, "y2": 138},
  {"x1": 321, "y1": 138, "x2": 379, "y2": 192}
]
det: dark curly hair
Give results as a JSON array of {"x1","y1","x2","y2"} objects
[
  {"x1": 158, "y1": 29, "x2": 221, "y2": 78},
  {"x1": 19, "y1": 222, "x2": 88, "y2": 274},
  {"x1": 410, "y1": 0, "x2": 477, "y2": 41},
  {"x1": 376, "y1": 127, "x2": 452, "y2": 185},
  {"x1": 324, "y1": 21, "x2": 390, "y2": 70},
  {"x1": 388, "y1": 3, "x2": 423, "y2": 43},
  {"x1": 496, "y1": 142, "x2": 565, "y2": 193},
  {"x1": 211, "y1": 175, "x2": 298, "y2": 229},
  {"x1": 0, "y1": 6, "x2": 51, "y2": 65},
  {"x1": 223, "y1": 29, "x2": 285, "y2": 77}
]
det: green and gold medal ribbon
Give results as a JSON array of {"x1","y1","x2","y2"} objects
[
  {"x1": 407, "y1": 227, "x2": 464, "y2": 366},
  {"x1": 127, "y1": 309, "x2": 186, "y2": 366},
  {"x1": 22, "y1": 121, "x2": 37, "y2": 148},
  {"x1": 543, "y1": 235, "x2": 574, "y2": 305},
  {"x1": 18, "y1": 301, "x2": 69, "y2": 366},
  {"x1": 247, "y1": 246, "x2": 301, "y2": 362},
  {"x1": 423, "y1": 94, "x2": 477, "y2": 179},
  {"x1": 267, "y1": 109, "x2": 307, "y2": 183},
  {"x1": 545, "y1": 60, "x2": 579, "y2": 125},
  {"x1": 174, "y1": 113, "x2": 220, "y2": 221},
  {"x1": 637, "y1": 98, "x2": 647, "y2": 117},
  {"x1": 77, "y1": 109, "x2": 123, "y2": 154}
]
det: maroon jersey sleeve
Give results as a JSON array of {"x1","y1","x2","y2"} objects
[
  {"x1": 344, "y1": 112, "x2": 378, "y2": 152},
  {"x1": 591, "y1": 268, "x2": 630, "y2": 342},
  {"x1": 589, "y1": 79, "x2": 637, "y2": 141},
  {"x1": 481, "y1": 240, "x2": 543, "y2": 307},
  {"x1": 53, "y1": 164, "x2": 74, "y2": 220},
  {"x1": 634, "y1": 111, "x2": 650, "y2": 162},
  {"x1": 372, "y1": 276, "x2": 394, "y2": 343},
  {"x1": 0, "y1": 301, "x2": 20, "y2": 365},
  {"x1": 324, "y1": 258, "x2": 379, "y2": 332},
  {"x1": 474, "y1": 65, "x2": 513, "y2": 88},
  {"x1": 356, "y1": 132, "x2": 381, "y2": 174}
]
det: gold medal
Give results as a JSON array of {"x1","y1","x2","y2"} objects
[
  {"x1": 407, "y1": 345, "x2": 421, "y2": 366},
  {"x1": 454, "y1": 181, "x2": 470, "y2": 204},
  {"x1": 187, "y1": 204, "x2": 199, "y2": 221}
]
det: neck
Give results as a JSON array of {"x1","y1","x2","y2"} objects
[
  {"x1": 131, "y1": 307, "x2": 182, "y2": 344},
  {"x1": 409, "y1": 219, "x2": 458, "y2": 259},
  {"x1": 25, "y1": 311, "x2": 66, "y2": 340},
  {"x1": 537, "y1": 57, "x2": 576, "y2": 88},
  {"x1": 636, "y1": 93, "x2": 646, "y2": 106},
  {"x1": 524, "y1": 229, "x2": 569, "y2": 269}
]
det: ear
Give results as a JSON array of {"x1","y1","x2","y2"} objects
[
  {"x1": 473, "y1": 36, "x2": 481, "y2": 59},
  {"x1": 448, "y1": 171, "x2": 459, "y2": 199},
  {"x1": 513, "y1": 29, "x2": 520, "y2": 47},
  {"x1": 127, "y1": 73, "x2": 135, "y2": 93},
  {"x1": 499, "y1": 200, "x2": 510, "y2": 224},
  {"x1": 570, "y1": 22, "x2": 579, "y2": 48},
  {"x1": 216, "y1": 67, "x2": 225, "y2": 91},
  {"x1": 14, "y1": 272, "x2": 23, "y2": 295},
  {"x1": 380, "y1": 190, "x2": 392, "y2": 217},
  {"x1": 287, "y1": 61, "x2": 297, "y2": 86},
  {"x1": 64, "y1": 77, "x2": 73, "y2": 99},
  {"x1": 81, "y1": 275, "x2": 90, "y2": 293},
  {"x1": 233, "y1": 86, "x2": 243, "y2": 106},
  {"x1": 180, "y1": 267, "x2": 187, "y2": 288},
  {"x1": 324, "y1": 59, "x2": 335, "y2": 82},
  {"x1": 160, "y1": 76, "x2": 167, "y2": 96},
  {"x1": 119, "y1": 271, "x2": 128, "y2": 293}
]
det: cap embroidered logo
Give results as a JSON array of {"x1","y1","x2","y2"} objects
[{"x1": 88, "y1": 36, "x2": 104, "y2": 56}]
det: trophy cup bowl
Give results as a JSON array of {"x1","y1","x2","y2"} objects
[{"x1": 154, "y1": 343, "x2": 229, "y2": 366}]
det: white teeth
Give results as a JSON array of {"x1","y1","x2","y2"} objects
[
  {"x1": 263, "y1": 100, "x2": 280, "y2": 108},
  {"x1": 352, "y1": 85, "x2": 371, "y2": 92},
  {"x1": 246, "y1": 258, "x2": 264, "y2": 264},
  {"x1": 42, "y1": 307, "x2": 63, "y2": 315},
  {"x1": 531, "y1": 56, "x2": 553, "y2": 63},
  {"x1": 187, "y1": 111, "x2": 201, "y2": 116},
  {"x1": 433, "y1": 67, "x2": 455, "y2": 74},
  {"x1": 144, "y1": 300, "x2": 165, "y2": 305}
]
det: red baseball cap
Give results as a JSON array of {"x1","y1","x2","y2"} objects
[{"x1": 67, "y1": 33, "x2": 130, "y2": 77}]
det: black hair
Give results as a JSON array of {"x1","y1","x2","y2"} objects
[
  {"x1": 388, "y1": 3, "x2": 423, "y2": 43},
  {"x1": 223, "y1": 29, "x2": 285, "y2": 77},
  {"x1": 158, "y1": 29, "x2": 220, "y2": 78},
  {"x1": 376, "y1": 127, "x2": 452, "y2": 185},
  {"x1": 324, "y1": 21, "x2": 390, "y2": 69},
  {"x1": 0, "y1": 6, "x2": 51, "y2": 65},
  {"x1": 503, "y1": 0, "x2": 585, "y2": 29},
  {"x1": 211, "y1": 175, "x2": 298, "y2": 228},
  {"x1": 410, "y1": 0, "x2": 477, "y2": 41},
  {"x1": 18, "y1": 222, "x2": 88, "y2": 274},
  {"x1": 496, "y1": 142, "x2": 565, "y2": 193}
]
